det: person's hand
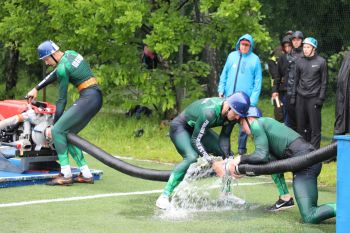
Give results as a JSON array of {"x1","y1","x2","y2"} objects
[
  {"x1": 272, "y1": 92, "x2": 279, "y2": 99},
  {"x1": 26, "y1": 88, "x2": 38, "y2": 103},
  {"x1": 212, "y1": 161, "x2": 225, "y2": 177},
  {"x1": 45, "y1": 126, "x2": 52, "y2": 140},
  {"x1": 228, "y1": 156, "x2": 243, "y2": 179},
  {"x1": 314, "y1": 99, "x2": 323, "y2": 109}
]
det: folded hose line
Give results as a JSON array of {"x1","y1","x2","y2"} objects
[
  {"x1": 67, "y1": 133, "x2": 171, "y2": 181},
  {"x1": 237, "y1": 142, "x2": 337, "y2": 176}
]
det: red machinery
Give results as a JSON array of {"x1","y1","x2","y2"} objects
[{"x1": 0, "y1": 100, "x2": 58, "y2": 172}]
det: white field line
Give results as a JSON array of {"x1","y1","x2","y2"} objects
[
  {"x1": 0, "y1": 190, "x2": 163, "y2": 208},
  {"x1": 0, "y1": 181, "x2": 273, "y2": 208}
]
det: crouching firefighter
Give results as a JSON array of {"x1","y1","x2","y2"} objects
[
  {"x1": 155, "y1": 92, "x2": 251, "y2": 209},
  {"x1": 27, "y1": 40, "x2": 103, "y2": 185},
  {"x1": 216, "y1": 106, "x2": 336, "y2": 223}
]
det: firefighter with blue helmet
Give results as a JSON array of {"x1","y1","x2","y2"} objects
[
  {"x1": 27, "y1": 40, "x2": 103, "y2": 185},
  {"x1": 156, "y1": 92, "x2": 250, "y2": 209},
  {"x1": 221, "y1": 107, "x2": 336, "y2": 224}
]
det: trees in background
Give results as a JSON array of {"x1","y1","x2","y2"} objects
[{"x1": 0, "y1": 0, "x2": 271, "y2": 117}]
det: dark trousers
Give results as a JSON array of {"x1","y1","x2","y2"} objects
[
  {"x1": 295, "y1": 95, "x2": 322, "y2": 149},
  {"x1": 238, "y1": 128, "x2": 248, "y2": 155},
  {"x1": 285, "y1": 95, "x2": 297, "y2": 131}
]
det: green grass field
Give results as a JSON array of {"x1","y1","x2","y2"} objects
[
  {"x1": 0, "y1": 82, "x2": 337, "y2": 232},
  {"x1": 0, "y1": 158, "x2": 335, "y2": 233}
]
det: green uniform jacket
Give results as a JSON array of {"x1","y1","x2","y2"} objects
[
  {"x1": 182, "y1": 97, "x2": 237, "y2": 158},
  {"x1": 36, "y1": 50, "x2": 94, "y2": 122},
  {"x1": 240, "y1": 117, "x2": 300, "y2": 164}
]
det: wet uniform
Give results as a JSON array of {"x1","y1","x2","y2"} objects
[
  {"x1": 163, "y1": 97, "x2": 236, "y2": 196},
  {"x1": 240, "y1": 117, "x2": 336, "y2": 223},
  {"x1": 36, "y1": 50, "x2": 102, "y2": 168}
]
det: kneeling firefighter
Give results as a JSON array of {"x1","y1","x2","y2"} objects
[
  {"x1": 27, "y1": 40, "x2": 103, "y2": 185},
  {"x1": 216, "y1": 106, "x2": 336, "y2": 223}
]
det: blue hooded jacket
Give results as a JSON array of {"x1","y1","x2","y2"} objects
[{"x1": 218, "y1": 34, "x2": 262, "y2": 106}]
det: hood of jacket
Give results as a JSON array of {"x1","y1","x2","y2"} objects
[{"x1": 235, "y1": 34, "x2": 254, "y2": 55}]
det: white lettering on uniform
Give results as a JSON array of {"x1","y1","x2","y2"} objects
[
  {"x1": 195, "y1": 119, "x2": 210, "y2": 157},
  {"x1": 72, "y1": 54, "x2": 83, "y2": 68}
]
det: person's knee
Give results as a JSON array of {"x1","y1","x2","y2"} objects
[
  {"x1": 51, "y1": 126, "x2": 60, "y2": 138},
  {"x1": 185, "y1": 154, "x2": 198, "y2": 164},
  {"x1": 301, "y1": 214, "x2": 319, "y2": 224},
  {"x1": 51, "y1": 125, "x2": 67, "y2": 138}
]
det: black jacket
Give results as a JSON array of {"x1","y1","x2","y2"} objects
[
  {"x1": 293, "y1": 54, "x2": 328, "y2": 101},
  {"x1": 334, "y1": 52, "x2": 350, "y2": 134},
  {"x1": 286, "y1": 47, "x2": 303, "y2": 96},
  {"x1": 272, "y1": 53, "x2": 292, "y2": 93}
]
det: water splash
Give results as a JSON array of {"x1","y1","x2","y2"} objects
[{"x1": 156, "y1": 157, "x2": 255, "y2": 220}]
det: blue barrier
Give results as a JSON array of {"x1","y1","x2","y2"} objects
[{"x1": 335, "y1": 135, "x2": 350, "y2": 233}]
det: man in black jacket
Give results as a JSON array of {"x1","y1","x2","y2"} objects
[
  {"x1": 334, "y1": 51, "x2": 350, "y2": 135},
  {"x1": 292, "y1": 37, "x2": 328, "y2": 149},
  {"x1": 271, "y1": 34, "x2": 293, "y2": 123},
  {"x1": 286, "y1": 31, "x2": 304, "y2": 131}
]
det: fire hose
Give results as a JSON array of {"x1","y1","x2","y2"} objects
[
  {"x1": 67, "y1": 133, "x2": 337, "y2": 181},
  {"x1": 235, "y1": 142, "x2": 337, "y2": 176},
  {"x1": 0, "y1": 107, "x2": 337, "y2": 179},
  {"x1": 67, "y1": 133, "x2": 171, "y2": 181}
]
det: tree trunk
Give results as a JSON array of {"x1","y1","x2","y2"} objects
[
  {"x1": 193, "y1": 0, "x2": 219, "y2": 97},
  {"x1": 5, "y1": 44, "x2": 19, "y2": 99},
  {"x1": 174, "y1": 5, "x2": 185, "y2": 114},
  {"x1": 204, "y1": 45, "x2": 220, "y2": 97}
]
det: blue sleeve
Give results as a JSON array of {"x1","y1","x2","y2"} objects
[{"x1": 250, "y1": 57, "x2": 262, "y2": 106}]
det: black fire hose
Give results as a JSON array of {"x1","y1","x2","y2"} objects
[
  {"x1": 67, "y1": 132, "x2": 337, "y2": 180},
  {"x1": 67, "y1": 133, "x2": 171, "y2": 181},
  {"x1": 236, "y1": 142, "x2": 337, "y2": 176}
]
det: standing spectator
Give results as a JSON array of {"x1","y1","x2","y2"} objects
[
  {"x1": 285, "y1": 31, "x2": 304, "y2": 131},
  {"x1": 334, "y1": 51, "x2": 350, "y2": 135},
  {"x1": 293, "y1": 37, "x2": 328, "y2": 149},
  {"x1": 271, "y1": 34, "x2": 293, "y2": 122},
  {"x1": 218, "y1": 34, "x2": 262, "y2": 155}
]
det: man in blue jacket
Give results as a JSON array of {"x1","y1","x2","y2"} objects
[{"x1": 218, "y1": 34, "x2": 262, "y2": 155}]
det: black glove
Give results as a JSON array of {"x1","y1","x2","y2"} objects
[
  {"x1": 314, "y1": 99, "x2": 323, "y2": 108},
  {"x1": 289, "y1": 97, "x2": 296, "y2": 105}
]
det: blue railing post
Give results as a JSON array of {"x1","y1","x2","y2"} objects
[{"x1": 334, "y1": 135, "x2": 350, "y2": 233}]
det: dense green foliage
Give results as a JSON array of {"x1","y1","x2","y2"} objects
[
  {"x1": 0, "y1": 0, "x2": 270, "y2": 115},
  {"x1": 1, "y1": 0, "x2": 350, "y2": 113}
]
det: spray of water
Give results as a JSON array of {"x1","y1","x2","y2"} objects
[{"x1": 156, "y1": 157, "x2": 256, "y2": 220}]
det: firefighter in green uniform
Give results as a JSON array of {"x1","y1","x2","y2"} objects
[
  {"x1": 27, "y1": 40, "x2": 103, "y2": 185},
  {"x1": 156, "y1": 92, "x2": 250, "y2": 209},
  {"x1": 217, "y1": 106, "x2": 336, "y2": 223}
]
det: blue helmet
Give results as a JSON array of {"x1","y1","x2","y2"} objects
[
  {"x1": 226, "y1": 92, "x2": 250, "y2": 117},
  {"x1": 247, "y1": 106, "x2": 262, "y2": 118},
  {"x1": 303, "y1": 37, "x2": 318, "y2": 48},
  {"x1": 37, "y1": 40, "x2": 59, "y2": 60}
]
